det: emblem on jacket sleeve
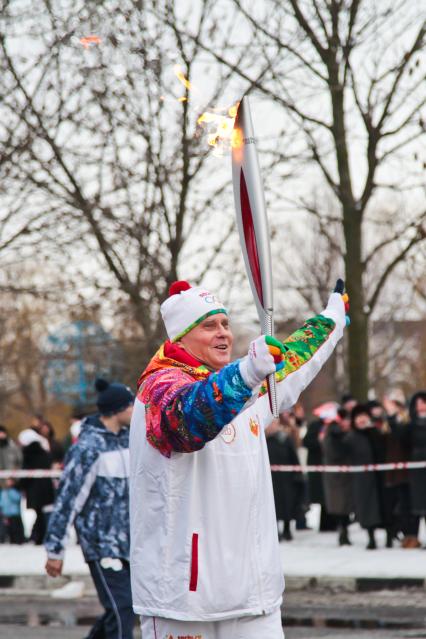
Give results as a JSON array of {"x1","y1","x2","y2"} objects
[
  {"x1": 220, "y1": 422, "x2": 236, "y2": 444},
  {"x1": 249, "y1": 416, "x2": 260, "y2": 437}
]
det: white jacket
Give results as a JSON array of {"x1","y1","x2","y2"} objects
[{"x1": 129, "y1": 297, "x2": 345, "y2": 620}]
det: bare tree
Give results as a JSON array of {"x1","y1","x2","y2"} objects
[
  {"x1": 166, "y1": 0, "x2": 426, "y2": 399},
  {"x1": 0, "y1": 0, "x2": 243, "y2": 357},
  {"x1": 1, "y1": 1, "x2": 424, "y2": 397}
]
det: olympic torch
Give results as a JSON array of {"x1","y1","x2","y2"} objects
[{"x1": 232, "y1": 95, "x2": 278, "y2": 418}]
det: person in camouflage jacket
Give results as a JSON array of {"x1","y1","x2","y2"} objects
[{"x1": 44, "y1": 379, "x2": 135, "y2": 639}]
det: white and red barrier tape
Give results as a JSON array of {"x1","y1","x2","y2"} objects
[
  {"x1": 2, "y1": 461, "x2": 426, "y2": 479},
  {"x1": 0, "y1": 470, "x2": 62, "y2": 479},
  {"x1": 271, "y1": 461, "x2": 426, "y2": 473}
]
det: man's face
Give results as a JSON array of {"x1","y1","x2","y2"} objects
[
  {"x1": 30, "y1": 416, "x2": 43, "y2": 431},
  {"x1": 344, "y1": 399, "x2": 357, "y2": 413},
  {"x1": 371, "y1": 406, "x2": 383, "y2": 419},
  {"x1": 416, "y1": 397, "x2": 426, "y2": 417},
  {"x1": 116, "y1": 404, "x2": 134, "y2": 427},
  {"x1": 354, "y1": 413, "x2": 372, "y2": 429},
  {"x1": 180, "y1": 313, "x2": 233, "y2": 371},
  {"x1": 40, "y1": 423, "x2": 50, "y2": 438}
]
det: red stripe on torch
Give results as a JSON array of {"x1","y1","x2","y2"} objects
[{"x1": 240, "y1": 170, "x2": 264, "y2": 306}]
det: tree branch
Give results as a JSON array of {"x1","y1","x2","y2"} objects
[{"x1": 367, "y1": 220, "x2": 426, "y2": 312}]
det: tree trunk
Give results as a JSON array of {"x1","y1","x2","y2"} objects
[
  {"x1": 343, "y1": 209, "x2": 369, "y2": 401},
  {"x1": 328, "y1": 58, "x2": 370, "y2": 401}
]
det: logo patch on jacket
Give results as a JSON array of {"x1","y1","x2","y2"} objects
[
  {"x1": 249, "y1": 417, "x2": 260, "y2": 437},
  {"x1": 220, "y1": 423, "x2": 236, "y2": 444}
]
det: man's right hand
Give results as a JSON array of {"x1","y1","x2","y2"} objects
[
  {"x1": 45, "y1": 558, "x2": 63, "y2": 577},
  {"x1": 239, "y1": 335, "x2": 285, "y2": 389}
]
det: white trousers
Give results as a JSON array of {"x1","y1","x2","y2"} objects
[{"x1": 140, "y1": 606, "x2": 284, "y2": 639}]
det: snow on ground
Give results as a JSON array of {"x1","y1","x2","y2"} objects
[
  {"x1": 3, "y1": 505, "x2": 425, "y2": 579},
  {"x1": 0, "y1": 542, "x2": 88, "y2": 576},
  {"x1": 281, "y1": 504, "x2": 426, "y2": 580},
  {"x1": 281, "y1": 524, "x2": 426, "y2": 580}
]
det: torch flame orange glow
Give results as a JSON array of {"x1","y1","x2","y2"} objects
[
  {"x1": 174, "y1": 65, "x2": 192, "y2": 91},
  {"x1": 80, "y1": 35, "x2": 102, "y2": 48},
  {"x1": 197, "y1": 103, "x2": 241, "y2": 155},
  {"x1": 171, "y1": 65, "x2": 239, "y2": 157}
]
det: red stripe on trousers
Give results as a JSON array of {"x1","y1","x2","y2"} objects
[{"x1": 189, "y1": 533, "x2": 199, "y2": 591}]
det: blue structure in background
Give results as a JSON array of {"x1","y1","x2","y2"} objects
[{"x1": 45, "y1": 320, "x2": 122, "y2": 406}]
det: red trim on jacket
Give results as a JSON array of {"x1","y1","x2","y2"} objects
[{"x1": 189, "y1": 533, "x2": 199, "y2": 592}]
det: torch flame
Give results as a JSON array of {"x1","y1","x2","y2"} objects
[
  {"x1": 80, "y1": 35, "x2": 102, "y2": 49},
  {"x1": 197, "y1": 102, "x2": 240, "y2": 156},
  {"x1": 169, "y1": 66, "x2": 239, "y2": 157},
  {"x1": 228, "y1": 104, "x2": 238, "y2": 118},
  {"x1": 174, "y1": 65, "x2": 192, "y2": 91}
]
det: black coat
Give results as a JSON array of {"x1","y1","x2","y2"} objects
[
  {"x1": 407, "y1": 416, "x2": 426, "y2": 515},
  {"x1": 21, "y1": 441, "x2": 55, "y2": 510},
  {"x1": 344, "y1": 428, "x2": 384, "y2": 529},
  {"x1": 303, "y1": 420, "x2": 325, "y2": 505},
  {"x1": 321, "y1": 423, "x2": 353, "y2": 516},
  {"x1": 267, "y1": 432, "x2": 304, "y2": 521},
  {"x1": 390, "y1": 392, "x2": 426, "y2": 515}
]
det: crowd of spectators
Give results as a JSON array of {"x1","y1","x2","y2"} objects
[
  {"x1": 0, "y1": 390, "x2": 425, "y2": 550},
  {"x1": 0, "y1": 413, "x2": 69, "y2": 544},
  {"x1": 265, "y1": 389, "x2": 426, "y2": 549}
]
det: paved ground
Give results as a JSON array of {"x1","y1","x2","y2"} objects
[
  {"x1": 286, "y1": 632, "x2": 426, "y2": 638},
  {"x1": 1, "y1": 509, "x2": 424, "y2": 637},
  {"x1": 1, "y1": 624, "x2": 426, "y2": 639},
  {"x1": 1, "y1": 588, "x2": 426, "y2": 638}
]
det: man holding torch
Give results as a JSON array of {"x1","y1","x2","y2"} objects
[{"x1": 129, "y1": 276, "x2": 349, "y2": 638}]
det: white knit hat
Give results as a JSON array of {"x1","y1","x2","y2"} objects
[{"x1": 161, "y1": 281, "x2": 228, "y2": 342}]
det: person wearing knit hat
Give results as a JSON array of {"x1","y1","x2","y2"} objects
[
  {"x1": 130, "y1": 279, "x2": 349, "y2": 639},
  {"x1": 344, "y1": 403, "x2": 384, "y2": 550},
  {"x1": 95, "y1": 378, "x2": 135, "y2": 416},
  {"x1": 386, "y1": 391, "x2": 426, "y2": 550},
  {"x1": 45, "y1": 378, "x2": 135, "y2": 638}
]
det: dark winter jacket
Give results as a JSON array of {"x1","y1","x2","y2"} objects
[
  {"x1": 344, "y1": 427, "x2": 383, "y2": 529},
  {"x1": 303, "y1": 419, "x2": 325, "y2": 505},
  {"x1": 49, "y1": 438, "x2": 66, "y2": 466},
  {"x1": 382, "y1": 420, "x2": 410, "y2": 487},
  {"x1": 321, "y1": 422, "x2": 353, "y2": 516},
  {"x1": 44, "y1": 415, "x2": 130, "y2": 562},
  {"x1": 0, "y1": 438, "x2": 22, "y2": 489},
  {"x1": 267, "y1": 431, "x2": 304, "y2": 522},
  {"x1": 390, "y1": 392, "x2": 426, "y2": 515},
  {"x1": 20, "y1": 435, "x2": 55, "y2": 510}
]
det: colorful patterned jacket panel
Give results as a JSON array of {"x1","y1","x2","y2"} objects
[
  {"x1": 139, "y1": 314, "x2": 337, "y2": 459},
  {"x1": 138, "y1": 346, "x2": 252, "y2": 457},
  {"x1": 44, "y1": 415, "x2": 130, "y2": 562},
  {"x1": 259, "y1": 314, "x2": 337, "y2": 397}
]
